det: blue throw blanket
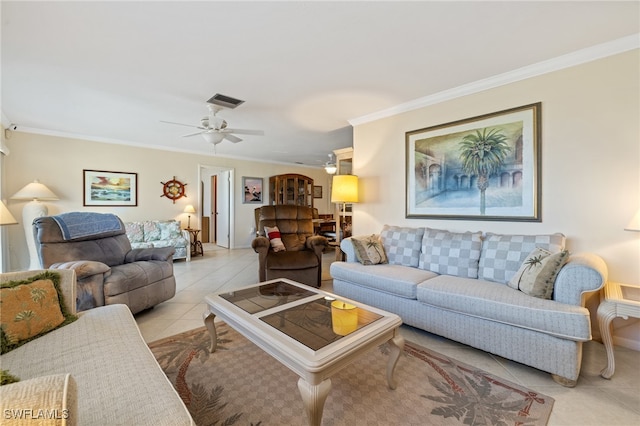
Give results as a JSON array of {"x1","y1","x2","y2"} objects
[{"x1": 52, "y1": 212, "x2": 123, "y2": 241}]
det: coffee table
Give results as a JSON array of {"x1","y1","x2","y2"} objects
[{"x1": 203, "y1": 278, "x2": 404, "y2": 426}]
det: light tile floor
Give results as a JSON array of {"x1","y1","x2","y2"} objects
[{"x1": 135, "y1": 245, "x2": 640, "y2": 425}]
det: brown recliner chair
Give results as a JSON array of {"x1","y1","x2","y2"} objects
[
  {"x1": 33, "y1": 212, "x2": 176, "y2": 314},
  {"x1": 252, "y1": 205, "x2": 328, "y2": 288}
]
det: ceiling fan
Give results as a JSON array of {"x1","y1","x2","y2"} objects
[{"x1": 161, "y1": 105, "x2": 264, "y2": 145}]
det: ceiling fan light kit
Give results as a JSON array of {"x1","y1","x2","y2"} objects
[{"x1": 161, "y1": 94, "x2": 264, "y2": 148}]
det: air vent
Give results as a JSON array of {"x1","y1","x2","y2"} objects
[{"x1": 207, "y1": 94, "x2": 245, "y2": 109}]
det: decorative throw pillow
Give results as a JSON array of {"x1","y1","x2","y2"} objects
[
  {"x1": 478, "y1": 233, "x2": 566, "y2": 284},
  {"x1": 1, "y1": 370, "x2": 20, "y2": 386},
  {"x1": 418, "y1": 228, "x2": 483, "y2": 278},
  {"x1": 380, "y1": 225, "x2": 424, "y2": 267},
  {"x1": 351, "y1": 235, "x2": 388, "y2": 265},
  {"x1": 265, "y1": 226, "x2": 286, "y2": 252},
  {"x1": 508, "y1": 248, "x2": 570, "y2": 299},
  {"x1": 1, "y1": 271, "x2": 77, "y2": 354}
]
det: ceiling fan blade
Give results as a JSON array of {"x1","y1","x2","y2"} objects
[
  {"x1": 160, "y1": 120, "x2": 202, "y2": 129},
  {"x1": 224, "y1": 128, "x2": 264, "y2": 136},
  {"x1": 224, "y1": 134, "x2": 243, "y2": 143},
  {"x1": 181, "y1": 131, "x2": 204, "y2": 137}
]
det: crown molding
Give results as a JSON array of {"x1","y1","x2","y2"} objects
[{"x1": 348, "y1": 34, "x2": 640, "y2": 127}]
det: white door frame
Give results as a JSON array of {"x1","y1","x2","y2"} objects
[{"x1": 198, "y1": 164, "x2": 235, "y2": 249}]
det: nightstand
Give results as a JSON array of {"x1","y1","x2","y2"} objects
[{"x1": 597, "y1": 281, "x2": 640, "y2": 379}]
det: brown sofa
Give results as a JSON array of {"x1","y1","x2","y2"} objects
[
  {"x1": 33, "y1": 213, "x2": 176, "y2": 314},
  {"x1": 252, "y1": 205, "x2": 328, "y2": 287}
]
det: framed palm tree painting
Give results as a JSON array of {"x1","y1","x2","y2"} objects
[{"x1": 406, "y1": 103, "x2": 541, "y2": 221}]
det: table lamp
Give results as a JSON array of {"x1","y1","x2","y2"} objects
[
  {"x1": 11, "y1": 180, "x2": 59, "y2": 269},
  {"x1": 184, "y1": 204, "x2": 196, "y2": 229},
  {"x1": 0, "y1": 201, "x2": 18, "y2": 225}
]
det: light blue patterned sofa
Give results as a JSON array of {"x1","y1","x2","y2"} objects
[
  {"x1": 330, "y1": 225, "x2": 608, "y2": 387},
  {"x1": 125, "y1": 220, "x2": 190, "y2": 261}
]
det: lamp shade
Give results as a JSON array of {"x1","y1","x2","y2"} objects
[
  {"x1": 331, "y1": 175, "x2": 359, "y2": 203},
  {"x1": 184, "y1": 204, "x2": 196, "y2": 214},
  {"x1": 11, "y1": 180, "x2": 59, "y2": 201},
  {"x1": 625, "y1": 209, "x2": 640, "y2": 232},
  {"x1": 0, "y1": 201, "x2": 18, "y2": 225}
]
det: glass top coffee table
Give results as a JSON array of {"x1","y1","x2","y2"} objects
[{"x1": 203, "y1": 278, "x2": 404, "y2": 426}]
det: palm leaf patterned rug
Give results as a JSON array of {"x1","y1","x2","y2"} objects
[{"x1": 149, "y1": 323, "x2": 553, "y2": 426}]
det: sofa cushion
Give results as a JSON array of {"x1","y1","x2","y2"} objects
[
  {"x1": 330, "y1": 262, "x2": 437, "y2": 299},
  {"x1": 0, "y1": 373, "x2": 78, "y2": 426},
  {"x1": 509, "y1": 248, "x2": 570, "y2": 299},
  {"x1": 478, "y1": 233, "x2": 566, "y2": 284},
  {"x1": 0, "y1": 304, "x2": 193, "y2": 425},
  {"x1": 158, "y1": 221, "x2": 181, "y2": 240},
  {"x1": 143, "y1": 221, "x2": 162, "y2": 241},
  {"x1": 125, "y1": 221, "x2": 145, "y2": 243},
  {"x1": 351, "y1": 235, "x2": 388, "y2": 265},
  {"x1": 416, "y1": 275, "x2": 591, "y2": 341},
  {"x1": 104, "y1": 261, "x2": 174, "y2": 297},
  {"x1": 419, "y1": 228, "x2": 482, "y2": 278},
  {"x1": 266, "y1": 250, "x2": 318, "y2": 270},
  {"x1": 1, "y1": 271, "x2": 77, "y2": 354},
  {"x1": 380, "y1": 225, "x2": 424, "y2": 267}
]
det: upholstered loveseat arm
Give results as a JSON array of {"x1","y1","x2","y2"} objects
[
  {"x1": 125, "y1": 247, "x2": 175, "y2": 263},
  {"x1": 553, "y1": 253, "x2": 608, "y2": 306},
  {"x1": 340, "y1": 236, "x2": 361, "y2": 263},
  {"x1": 305, "y1": 235, "x2": 329, "y2": 257},
  {"x1": 50, "y1": 261, "x2": 111, "y2": 311}
]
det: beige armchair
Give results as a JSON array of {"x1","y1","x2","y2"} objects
[{"x1": 252, "y1": 205, "x2": 328, "y2": 287}]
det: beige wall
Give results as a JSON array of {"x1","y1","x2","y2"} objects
[
  {"x1": 3, "y1": 133, "x2": 335, "y2": 270},
  {"x1": 352, "y1": 50, "x2": 640, "y2": 348}
]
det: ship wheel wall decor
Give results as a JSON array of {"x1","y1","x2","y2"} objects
[{"x1": 161, "y1": 176, "x2": 187, "y2": 203}]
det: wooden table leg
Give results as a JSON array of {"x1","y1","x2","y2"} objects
[
  {"x1": 387, "y1": 334, "x2": 405, "y2": 390},
  {"x1": 297, "y1": 378, "x2": 331, "y2": 426},
  {"x1": 203, "y1": 310, "x2": 218, "y2": 353},
  {"x1": 597, "y1": 300, "x2": 617, "y2": 379}
]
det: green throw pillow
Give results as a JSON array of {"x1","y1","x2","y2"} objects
[
  {"x1": 1, "y1": 271, "x2": 77, "y2": 354},
  {"x1": 1, "y1": 369, "x2": 20, "y2": 385},
  {"x1": 509, "y1": 248, "x2": 569, "y2": 299},
  {"x1": 351, "y1": 235, "x2": 388, "y2": 265}
]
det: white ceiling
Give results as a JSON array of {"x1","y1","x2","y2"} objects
[{"x1": 2, "y1": 1, "x2": 638, "y2": 168}]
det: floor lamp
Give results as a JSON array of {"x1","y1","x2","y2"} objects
[
  {"x1": 11, "y1": 180, "x2": 59, "y2": 270},
  {"x1": 331, "y1": 175, "x2": 358, "y2": 260}
]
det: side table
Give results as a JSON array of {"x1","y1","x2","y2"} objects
[
  {"x1": 185, "y1": 228, "x2": 204, "y2": 257},
  {"x1": 597, "y1": 281, "x2": 640, "y2": 379}
]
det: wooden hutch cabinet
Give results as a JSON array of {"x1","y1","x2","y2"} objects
[{"x1": 269, "y1": 174, "x2": 314, "y2": 208}]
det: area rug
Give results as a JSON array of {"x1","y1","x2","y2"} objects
[{"x1": 149, "y1": 324, "x2": 554, "y2": 426}]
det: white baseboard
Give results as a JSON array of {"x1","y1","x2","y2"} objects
[{"x1": 613, "y1": 336, "x2": 640, "y2": 351}]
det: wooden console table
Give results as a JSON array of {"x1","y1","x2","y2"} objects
[
  {"x1": 185, "y1": 228, "x2": 204, "y2": 257},
  {"x1": 597, "y1": 281, "x2": 640, "y2": 379}
]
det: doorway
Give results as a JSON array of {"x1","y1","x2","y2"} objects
[{"x1": 198, "y1": 165, "x2": 235, "y2": 249}]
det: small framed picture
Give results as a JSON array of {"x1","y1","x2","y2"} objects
[
  {"x1": 83, "y1": 169, "x2": 138, "y2": 206},
  {"x1": 242, "y1": 177, "x2": 263, "y2": 204},
  {"x1": 313, "y1": 185, "x2": 323, "y2": 199}
]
